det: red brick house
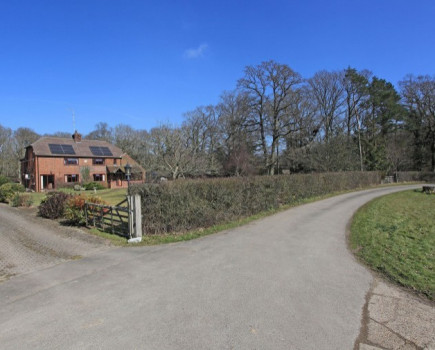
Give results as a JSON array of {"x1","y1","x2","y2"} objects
[{"x1": 21, "y1": 131, "x2": 145, "y2": 192}]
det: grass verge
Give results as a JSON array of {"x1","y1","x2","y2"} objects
[{"x1": 350, "y1": 189, "x2": 434, "y2": 300}]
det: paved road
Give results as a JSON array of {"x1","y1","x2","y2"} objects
[
  {"x1": 0, "y1": 186, "x2": 419, "y2": 349},
  {"x1": 0, "y1": 204, "x2": 112, "y2": 280}
]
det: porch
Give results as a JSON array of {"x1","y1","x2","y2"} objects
[{"x1": 106, "y1": 165, "x2": 144, "y2": 189}]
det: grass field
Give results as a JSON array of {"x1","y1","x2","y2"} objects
[
  {"x1": 350, "y1": 190, "x2": 435, "y2": 300},
  {"x1": 28, "y1": 188, "x2": 127, "y2": 206}
]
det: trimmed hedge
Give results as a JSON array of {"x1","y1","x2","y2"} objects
[
  {"x1": 396, "y1": 171, "x2": 435, "y2": 183},
  {"x1": 130, "y1": 171, "x2": 382, "y2": 234},
  {"x1": 83, "y1": 182, "x2": 106, "y2": 191}
]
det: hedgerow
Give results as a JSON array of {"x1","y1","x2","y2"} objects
[{"x1": 130, "y1": 171, "x2": 382, "y2": 234}]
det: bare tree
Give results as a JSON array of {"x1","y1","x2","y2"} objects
[
  {"x1": 183, "y1": 105, "x2": 220, "y2": 175},
  {"x1": 238, "y1": 60, "x2": 303, "y2": 174},
  {"x1": 45, "y1": 131, "x2": 72, "y2": 138},
  {"x1": 308, "y1": 70, "x2": 345, "y2": 143},
  {"x1": 282, "y1": 86, "x2": 320, "y2": 172},
  {"x1": 85, "y1": 122, "x2": 113, "y2": 142},
  {"x1": 0, "y1": 125, "x2": 13, "y2": 177},
  {"x1": 12, "y1": 127, "x2": 39, "y2": 179},
  {"x1": 149, "y1": 124, "x2": 202, "y2": 179},
  {"x1": 343, "y1": 68, "x2": 371, "y2": 171},
  {"x1": 216, "y1": 91, "x2": 257, "y2": 175},
  {"x1": 113, "y1": 124, "x2": 151, "y2": 164}
]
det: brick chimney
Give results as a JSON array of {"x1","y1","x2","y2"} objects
[{"x1": 72, "y1": 130, "x2": 82, "y2": 143}]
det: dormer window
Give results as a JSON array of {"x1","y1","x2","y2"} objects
[{"x1": 93, "y1": 158, "x2": 105, "y2": 165}]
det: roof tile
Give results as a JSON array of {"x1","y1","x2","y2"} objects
[{"x1": 29, "y1": 137, "x2": 124, "y2": 158}]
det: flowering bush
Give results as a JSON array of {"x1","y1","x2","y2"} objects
[{"x1": 64, "y1": 194, "x2": 108, "y2": 225}]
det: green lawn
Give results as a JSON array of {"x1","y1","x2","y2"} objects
[
  {"x1": 350, "y1": 190, "x2": 435, "y2": 300},
  {"x1": 92, "y1": 188, "x2": 128, "y2": 205},
  {"x1": 28, "y1": 188, "x2": 127, "y2": 206}
]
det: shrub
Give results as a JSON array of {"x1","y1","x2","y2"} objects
[
  {"x1": 83, "y1": 182, "x2": 105, "y2": 191},
  {"x1": 420, "y1": 172, "x2": 435, "y2": 183},
  {"x1": 56, "y1": 182, "x2": 78, "y2": 190},
  {"x1": 130, "y1": 171, "x2": 382, "y2": 234},
  {"x1": 80, "y1": 166, "x2": 91, "y2": 183},
  {"x1": 38, "y1": 192, "x2": 71, "y2": 219},
  {"x1": 64, "y1": 194, "x2": 108, "y2": 225},
  {"x1": 64, "y1": 194, "x2": 87, "y2": 224},
  {"x1": 0, "y1": 183, "x2": 25, "y2": 203},
  {"x1": 0, "y1": 175, "x2": 9, "y2": 187},
  {"x1": 10, "y1": 193, "x2": 33, "y2": 207}
]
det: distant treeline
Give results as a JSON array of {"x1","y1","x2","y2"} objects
[{"x1": 1, "y1": 60, "x2": 434, "y2": 180}]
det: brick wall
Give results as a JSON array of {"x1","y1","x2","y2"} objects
[{"x1": 35, "y1": 156, "x2": 118, "y2": 191}]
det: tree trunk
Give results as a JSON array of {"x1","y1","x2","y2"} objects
[{"x1": 431, "y1": 135, "x2": 435, "y2": 172}]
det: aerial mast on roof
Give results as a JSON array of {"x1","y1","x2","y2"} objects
[
  {"x1": 72, "y1": 110, "x2": 76, "y2": 132},
  {"x1": 68, "y1": 107, "x2": 76, "y2": 132}
]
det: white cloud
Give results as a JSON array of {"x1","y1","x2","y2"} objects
[{"x1": 183, "y1": 43, "x2": 208, "y2": 59}]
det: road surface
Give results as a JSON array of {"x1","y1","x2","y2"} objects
[{"x1": 0, "y1": 185, "x2": 419, "y2": 349}]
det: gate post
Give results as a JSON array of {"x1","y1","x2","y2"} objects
[
  {"x1": 127, "y1": 194, "x2": 142, "y2": 243},
  {"x1": 134, "y1": 194, "x2": 142, "y2": 238}
]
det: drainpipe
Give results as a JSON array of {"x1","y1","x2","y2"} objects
[{"x1": 36, "y1": 156, "x2": 39, "y2": 192}]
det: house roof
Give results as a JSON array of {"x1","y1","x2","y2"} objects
[
  {"x1": 107, "y1": 165, "x2": 143, "y2": 174},
  {"x1": 29, "y1": 137, "x2": 124, "y2": 158}
]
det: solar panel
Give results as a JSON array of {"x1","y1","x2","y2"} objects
[
  {"x1": 49, "y1": 144, "x2": 63, "y2": 154},
  {"x1": 49, "y1": 144, "x2": 76, "y2": 155},
  {"x1": 61, "y1": 145, "x2": 75, "y2": 154},
  {"x1": 89, "y1": 146, "x2": 113, "y2": 156},
  {"x1": 101, "y1": 147, "x2": 112, "y2": 156},
  {"x1": 89, "y1": 146, "x2": 103, "y2": 156}
]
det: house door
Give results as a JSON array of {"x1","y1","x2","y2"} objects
[{"x1": 41, "y1": 175, "x2": 55, "y2": 190}]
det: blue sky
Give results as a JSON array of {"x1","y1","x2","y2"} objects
[{"x1": 1, "y1": 0, "x2": 434, "y2": 135}]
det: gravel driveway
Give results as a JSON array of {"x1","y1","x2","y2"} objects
[{"x1": 0, "y1": 204, "x2": 112, "y2": 281}]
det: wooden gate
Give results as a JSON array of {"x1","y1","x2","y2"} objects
[
  {"x1": 84, "y1": 195, "x2": 142, "y2": 241},
  {"x1": 85, "y1": 198, "x2": 130, "y2": 237}
]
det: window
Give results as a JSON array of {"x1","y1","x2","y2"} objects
[
  {"x1": 93, "y1": 158, "x2": 105, "y2": 165},
  {"x1": 93, "y1": 174, "x2": 105, "y2": 181},
  {"x1": 64, "y1": 158, "x2": 79, "y2": 165},
  {"x1": 113, "y1": 158, "x2": 117, "y2": 165},
  {"x1": 65, "y1": 174, "x2": 79, "y2": 183}
]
